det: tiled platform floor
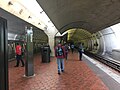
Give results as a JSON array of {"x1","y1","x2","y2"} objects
[{"x1": 9, "y1": 52, "x2": 109, "y2": 90}]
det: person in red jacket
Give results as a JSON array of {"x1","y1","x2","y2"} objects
[
  {"x1": 14, "y1": 43, "x2": 24, "y2": 67},
  {"x1": 55, "y1": 43, "x2": 66, "y2": 75}
]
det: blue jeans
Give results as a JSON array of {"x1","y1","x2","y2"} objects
[{"x1": 57, "y1": 58, "x2": 64, "y2": 72}]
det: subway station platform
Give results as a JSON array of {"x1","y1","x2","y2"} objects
[{"x1": 9, "y1": 52, "x2": 112, "y2": 90}]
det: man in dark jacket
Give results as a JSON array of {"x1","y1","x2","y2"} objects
[{"x1": 78, "y1": 43, "x2": 84, "y2": 61}]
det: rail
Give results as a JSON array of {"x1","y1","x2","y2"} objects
[{"x1": 84, "y1": 51, "x2": 120, "y2": 72}]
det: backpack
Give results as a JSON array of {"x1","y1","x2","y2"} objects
[
  {"x1": 78, "y1": 45, "x2": 84, "y2": 53},
  {"x1": 71, "y1": 45, "x2": 74, "y2": 48},
  {"x1": 56, "y1": 47, "x2": 63, "y2": 56}
]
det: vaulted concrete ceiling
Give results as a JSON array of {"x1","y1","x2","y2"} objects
[{"x1": 37, "y1": 0, "x2": 120, "y2": 34}]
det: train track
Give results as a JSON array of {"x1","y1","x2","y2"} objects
[{"x1": 84, "y1": 51, "x2": 120, "y2": 72}]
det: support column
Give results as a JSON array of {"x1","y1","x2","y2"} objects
[
  {"x1": 48, "y1": 35, "x2": 55, "y2": 56},
  {"x1": 0, "y1": 18, "x2": 8, "y2": 90},
  {"x1": 25, "y1": 27, "x2": 34, "y2": 77},
  {"x1": 44, "y1": 27, "x2": 58, "y2": 57}
]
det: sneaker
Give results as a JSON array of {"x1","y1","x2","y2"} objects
[
  {"x1": 61, "y1": 70, "x2": 64, "y2": 72},
  {"x1": 58, "y1": 72, "x2": 60, "y2": 75},
  {"x1": 14, "y1": 65, "x2": 18, "y2": 67}
]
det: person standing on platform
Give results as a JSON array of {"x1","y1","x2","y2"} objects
[
  {"x1": 14, "y1": 43, "x2": 24, "y2": 67},
  {"x1": 64, "y1": 44, "x2": 69, "y2": 60},
  {"x1": 71, "y1": 44, "x2": 75, "y2": 54},
  {"x1": 55, "y1": 43, "x2": 66, "y2": 75},
  {"x1": 78, "y1": 42, "x2": 84, "y2": 61}
]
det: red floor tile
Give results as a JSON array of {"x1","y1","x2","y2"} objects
[{"x1": 9, "y1": 52, "x2": 109, "y2": 90}]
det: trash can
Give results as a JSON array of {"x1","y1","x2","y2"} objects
[{"x1": 41, "y1": 46, "x2": 50, "y2": 63}]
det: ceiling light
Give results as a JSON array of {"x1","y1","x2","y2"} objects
[
  {"x1": 40, "y1": 11, "x2": 43, "y2": 14},
  {"x1": 19, "y1": 9, "x2": 23, "y2": 14},
  {"x1": 8, "y1": 1, "x2": 13, "y2": 5},
  {"x1": 38, "y1": 23, "x2": 41, "y2": 25},
  {"x1": 48, "y1": 21, "x2": 51, "y2": 23},
  {"x1": 28, "y1": 16, "x2": 32, "y2": 19}
]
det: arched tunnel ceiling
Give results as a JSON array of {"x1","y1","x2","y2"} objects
[
  {"x1": 37, "y1": 0, "x2": 120, "y2": 34},
  {"x1": 68, "y1": 29, "x2": 92, "y2": 41}
]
